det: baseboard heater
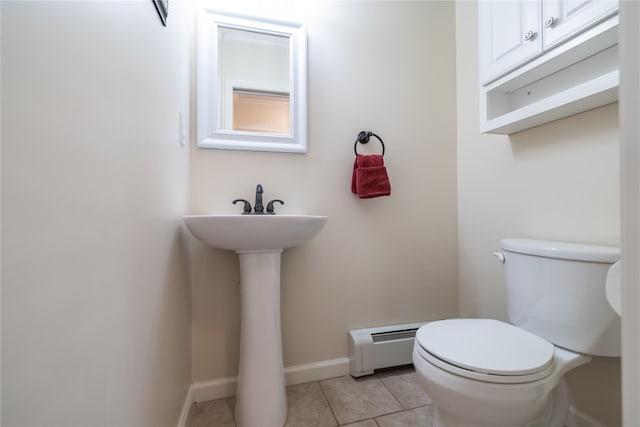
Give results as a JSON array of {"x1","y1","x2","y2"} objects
[{"x1": 348, "y1": 321, "x2": 430, "y2": 377}]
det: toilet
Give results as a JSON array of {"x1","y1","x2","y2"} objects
[{"x1": 412, "y1": 238, "x2": 621, "y2": 427}]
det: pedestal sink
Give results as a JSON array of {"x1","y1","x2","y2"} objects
[{"x1": 183, "y1": 214, "x2": 328, "y2": 427}]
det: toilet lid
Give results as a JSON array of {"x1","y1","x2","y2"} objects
[{"x1": 416, "y1": 319, "x2": 554, "y2": 376}]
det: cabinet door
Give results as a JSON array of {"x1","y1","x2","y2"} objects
[
  {"x1": 479, "y1": 0, "x2": 542, "y2": 85},
  {"x1": 542, "y1": 0, "x2": 619, "y2": 50}
]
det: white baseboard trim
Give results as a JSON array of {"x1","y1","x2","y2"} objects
[
  {"x1": 193, "y1": 376, "x2": 238, "y2": 403},
  {"x1": 568, "y1": 406, "x2": 608, "y2": 427},
  {"x1": 284, "y1": 357, "x2": 350, "y2": 386},
  {"x1": 192, "y1": 357, "x2": 350, "y2": 403},
  {"x1": 176, "y1": 384, "x2": 195, "y2": 427}
]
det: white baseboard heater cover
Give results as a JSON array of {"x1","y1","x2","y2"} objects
[{"x1": 348, "y1": 321, "x2": 429, "y2": 377}]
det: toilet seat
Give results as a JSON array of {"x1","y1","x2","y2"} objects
[{"x1": 415, "y1": 319, "x2": 555, "y2": 384}]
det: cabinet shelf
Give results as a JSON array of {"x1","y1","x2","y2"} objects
[
  {"x1": 482, "y1": 70, "x2": 618, "y2": 134},
  {"x1": 480, "y1": 10, "x2": 619, "y2": 135}
]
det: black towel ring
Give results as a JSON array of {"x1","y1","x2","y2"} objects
[{"x1": 354, "y1": 131, "x2": 385, "y2": 156}]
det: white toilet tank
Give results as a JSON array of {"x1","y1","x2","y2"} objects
[{"x1": 501, "y1": 239, "x2": 621, "y2": 357}]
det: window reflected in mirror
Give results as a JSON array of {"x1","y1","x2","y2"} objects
[{"x1": 232, "y1": 90, "x2": 290, "y2": 134}]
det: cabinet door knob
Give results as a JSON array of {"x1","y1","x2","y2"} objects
[
  {"x1": 523, "y1": 30, "x2": 536, "y2": 41},
  {"x1": 544, "y1": 17, "x2": 555, "y2": 28}
]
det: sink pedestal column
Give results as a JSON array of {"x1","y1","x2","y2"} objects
[{"x1": 235, "y1": 250, "x2": 287, "y2": 427}]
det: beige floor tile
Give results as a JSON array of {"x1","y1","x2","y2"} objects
[
  {"x1": 320, "y1": 375, "x2": 402, "y2": 425},
  {"x1": 375, "y1": 405, "x2": 441, "y2": 427},
  {"x1": 188, "y1": 398, "x2": 236, "y2": 427},
  {"x1": 285, "y1": 382, "x2": 337, "y2": 427},
  {"x1": 341, "y1": 420, "x2": 378, "y2": 427},
  {"x1": 378, "y1": 370, "x2": 433, "y2": 409}
]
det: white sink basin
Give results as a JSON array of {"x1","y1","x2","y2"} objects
[{"x1": 183, "y1": 214, "x2": 328, "y2": 252}]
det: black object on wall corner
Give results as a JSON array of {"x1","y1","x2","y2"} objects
[{"x1": 152, "y1": 0, "x2": 168, "y2": 26}]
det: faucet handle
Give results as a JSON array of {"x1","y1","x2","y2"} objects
[
  {"x1": 266, "y1": 199, "x2": 284, "y2": 214},
  {"x1": 233, "y1": 199, "x2": 252, "y2": 214}
]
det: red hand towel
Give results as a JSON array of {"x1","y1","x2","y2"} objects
[{"x1": 351, "y1": 154, "x2": 391, "y2": 198}]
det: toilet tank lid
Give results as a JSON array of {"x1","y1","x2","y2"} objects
[{"x1": 501, "y1": 239, "x2": 620, "y2": 263}]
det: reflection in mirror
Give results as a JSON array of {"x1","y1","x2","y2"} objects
[
  {"x1": 219, "y1": 27, "x2": 290, "y2": 134},
  {"x1": 233, "y1": 90, "x2": 290, "y2": 134},
  {"x1": 197, "y1": 10, "x2": 307, "y2": 153}
]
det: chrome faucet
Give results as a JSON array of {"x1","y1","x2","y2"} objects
[{"x1": 233, "y1": 184, "x2": 284, "y2": 215}]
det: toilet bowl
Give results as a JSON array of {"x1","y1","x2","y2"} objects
[
  {"x1": 413, "y1": 239, "x2": 621, "y2": 427},
  {"x1": 413, "y1": 319, "x2": 590, "y2": 427}
]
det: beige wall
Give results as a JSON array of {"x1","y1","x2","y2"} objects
[
  {"x1": 1, "y1": 1, "x2": 192, "y2": 425},
  {"x1": 455, "y1": 2, "x2": 621, "y2": 426},
  {"x1": 189, "y1": 1, "x2": 459, "y2": 382}
]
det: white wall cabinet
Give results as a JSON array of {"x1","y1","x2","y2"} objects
[
  {"x1": 479, "y1": 1, "x2": 542, "y2": 85},
  {"x1": 479, "y1": 0, "x2": 619, "y2": 134},
  {"x1": 543, "y1": 0, "x2": 619, "y2": 51}
]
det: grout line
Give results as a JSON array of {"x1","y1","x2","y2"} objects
[
  {"x1": 376, "y1": 371, "x2": 404, "y2": 411},
  {"x1": 317, "y1": 379, "x2": 341, "y2": 426},
  {"x1": 338, "y1": 414, "x2": 380, "y2": 426}
]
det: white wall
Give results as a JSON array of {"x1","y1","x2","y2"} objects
[
  {"x1": 456, "y1": 2, "x2": 621, "y2": 426},
  {"x1": 620, "y1": 1, "x2": 640, "y2": 424},
  {"x1": 188, "y1": 1, "x2": 458, "y2": 383},
  {"x1": 1, "y1": 1, "x2": 192, "y2": 425}
]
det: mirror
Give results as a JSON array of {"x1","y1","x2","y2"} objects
[{"x1": 197, "y1": 10, "x2": 307, "y2": 153}]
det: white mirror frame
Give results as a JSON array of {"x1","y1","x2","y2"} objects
[{"x1": 197, "y1": 9, "x2": 307, "y2": 153}]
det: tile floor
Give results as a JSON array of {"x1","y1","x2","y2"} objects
[{"x1": 187, "y1": 366, "x2": 442, "y2": 427}]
